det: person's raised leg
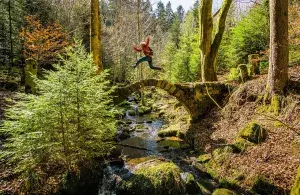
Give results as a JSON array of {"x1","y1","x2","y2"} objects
[
  {"x1": 133, "y1": 56, "x2": 148, "y2": 68},
  {"x1": 147, "y1": 57, "x2": 162, "y2": 70}
]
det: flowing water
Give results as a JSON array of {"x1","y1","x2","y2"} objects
[{"x1": 98, "y1": 102, "x2": 217, "y2": 195}]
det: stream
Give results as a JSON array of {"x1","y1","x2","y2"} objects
[{"x1": 98, "y1": 101, "x2": 218, "y2": 195}]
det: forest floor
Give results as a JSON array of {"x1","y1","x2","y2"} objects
[
  {"x1": 191, "y1": 65, "x2": 300, "y2": 192},
  {"x1": 153, "y1": 66, "x2": 299, "y2": 193}
]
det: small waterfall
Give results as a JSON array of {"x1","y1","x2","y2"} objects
[{"x1": 132, "y1": 104, "x2": 139, "y2": 119}]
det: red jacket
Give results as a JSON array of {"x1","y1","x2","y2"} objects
[{"x1": 133, "y1": 36, "x2": 152, "y2": 57}]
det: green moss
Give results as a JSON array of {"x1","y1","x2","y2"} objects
[
  {"x1": 204, "y1": 159, "x2": 220, "y2": 179},
  {"x1": 212, "y1": 188, "x2": 237, "y2": 195},
  {"x1": 231, "y1": 138, "x2": 253, "y2": 152},
  {"x1": 251, "y1": 175, "x2": 277, "y2": 195},
  {"x1": 158, "y1": 124, "x2": 181, "y2": 138},
  {"x1": 227, "y1": 68, "x2": 240, "y2": 81},
  {"x1": 186, "y1": 173, "x2": 200, "y2": 194},
  {"x1": 274, "y1": 121, "x2": 284, "y2": 127},
  {"x1": 117, "y1": 160, "x2": 185, "y2": 195},
  {"x1": 197, "y1": 179, "x2": 215, "y2": 194},
  {"x1": 219, "y1": 178, "x2": 239, "y2": 189},
  {"x1": 138, "y1": 106, "x2": 152, "y2": 115},
  {"x1": 212, "y1": 146, "x2": 233, "y2": 164},
  {"x1": 238, "y1": 64, "x2": 249, "y2": 83},
  {"x1": 158, "y1": 137, "x2": 189, "y2": 149},
  {"x1": 197, "y1": 154, "x2": 211, "y2": 163},
  {"x1": 238, "y1": 122, "x2": 266, "y2": 144},
  {"x1": 127, "y1": 109, "x2": 136, "y2": 116},
  {"x1": 176, "y1": 131, "x2": 185, "y2": 139},
  {"x1": 269, "y1": 95, "x2": 281, "y2": 115},
  {"x1": 291, "y1": 166, "x2": 300, "y2": 195},
  {"x1": 25, "y1": 58, "x2": 37, "y2": 94}
]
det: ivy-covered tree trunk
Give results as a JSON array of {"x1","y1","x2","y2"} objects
[
  {"x1": 268, "y1": 0, "x2": 289, "y2": 94},
  {"x1": 199, "y1": 0, "x2": 232, "y2": 82},
  {"x1": 91, "y1": 0, "x2": 102, "y2": 73}
]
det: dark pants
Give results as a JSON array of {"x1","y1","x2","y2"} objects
[{"x1": 134, "y1": 56, "x2": 161, "y2": 70}]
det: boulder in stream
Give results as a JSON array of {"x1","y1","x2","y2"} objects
[
  {"x1": 212, "y1": 188, "x2": 237, "y2": 195},
  {"x1": 116, "y1": 159, "x2": 185, "y2": 195}
]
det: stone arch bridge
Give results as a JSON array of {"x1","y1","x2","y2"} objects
[{"x1": 113, "y1": 79, "x2": 230, "y2": 120}]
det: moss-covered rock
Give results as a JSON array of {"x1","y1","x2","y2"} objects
[
  {"x1": 117, "y1": 160, "x2": 185, "y2": 195},
  {"x1": 238, "y1": 122, "x2": 266, "y2": 144},
  {"x1": 197, "y1": 178, "x2": 216, "y2": 194},
  {"x1": 127, "y1": 109, "x2": 136, "y2": 116},
  {"x1": 138, "y1": 106, "x2": 152, "y2": 115},
  {"x1": 291, "y1": 166, "x2": 300, "y2": 195},
  {"x1": 238, "y1": 64, "x2": 249, "y2": 83},
  {"x1": 185, "y1": 173, "x2": 200, "y2": 194},
  {"x1": 158, "y1": 137, "x2": 189, "y2": 149},
  {"x1": 197, "y1": 154, "x2": 211, "y2": 163},
  {"x1": 251, "y1": 175, "x2": 278, "y2": 195},
  {"x1": 158, "y1": 129, "x2": 178, "y2": 137},
  {"x1": 212, "y1": 188, "x2": 237, "y2": 195},
  {"x1": 231, "y1": 138, "x2": 254, "y2": 152},
  {"x1": 157, "y1": 124, "x2": 185, "y2": 138}
]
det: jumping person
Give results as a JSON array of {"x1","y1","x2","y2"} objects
[{"x1": 132, "y1": 36, "x2": 162, "y2": 70}]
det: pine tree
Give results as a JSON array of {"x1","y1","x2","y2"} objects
[
  {"x1": 165, "y1": 2, "x2": 174, "y2": 30},
  {"x1": 156, "y1": 1, "x2": 167, "y2": 31},
  {"x1": 0, "y1": 42, "x2": 117, "y2": 177}
]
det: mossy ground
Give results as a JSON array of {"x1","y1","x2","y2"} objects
[
  {"x1": 291, "y1": 166, "x2": 300, "y2": 195},
  {"x1": 191, "y1": 68, "x2": 300, "y2": 193}
]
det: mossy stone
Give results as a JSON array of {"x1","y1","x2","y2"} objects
[
  {"x1": 127, "y1": 109, "x2": 136, "y2": 116},
  {"x1": 238, "y1": 64, "x2": 249, "y2": 83},
  {"x1": 197, "y1": 154, "x2": 211, "y2": 163},
  {"x1": 117, "y1": 160, "x2": 185, "y2": 195},
  {"x1": 251, "y1": 175, "x2": 278, "y2": 195},
  {"x1": 197, "y1": 178, "x2": 216, "y2": 194},
  {"x1": 212, "y1": 188, "x2": 237, "y2": 195},
  {"x1": 158, "y1": 137, "x2": 189, "y2": 149},
  {"x1": 186, "y1": 173, "x2": 200, "y2": 194},
  {"x1": 232, "y1": 138, "x2": 254, "y2": 152},
  {"x1": 138, "y1": 106, "x2": 152, "y2": 115},
  {"x1": 291, "y1": 166, "x2": 300, "y2": 195},
  {"x1": 158, "y1": 129, "x2": 178, "y2": 138},
  {"x1": 238, "y1": 122, "x2": 266, "y2": 144}
]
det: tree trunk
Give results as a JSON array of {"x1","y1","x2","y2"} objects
[
  {"x1": 91, "y1": 0, "x2": 102, "y2": 73},
  {"x1": 137, "y1": 0, "x2": 145, "y2": 105},
  {"x1": 268, "y1": 0, "x2": 289, "y2": 94},
  {"x1": 199, "y1": 0, "x2": 232, "y2": 82},
  {"x1": 8, "y1": 0, "x2": 13, "y2": 77}
]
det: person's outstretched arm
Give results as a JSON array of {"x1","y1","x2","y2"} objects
[
  {"x1": 145, "y1": 36, "x2": 150, "y2": 47},
  {"x1": 133, "y1": 44, "x2": 142, "y2": 52}
]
